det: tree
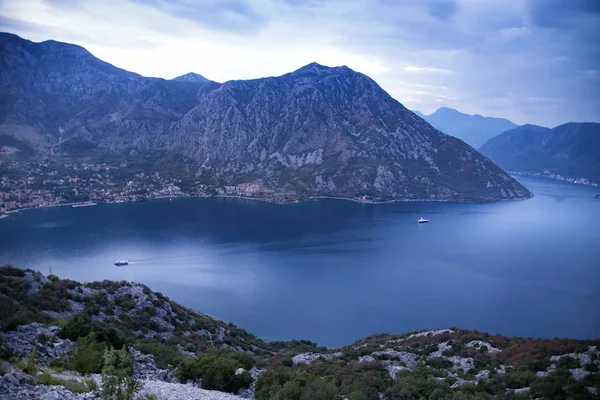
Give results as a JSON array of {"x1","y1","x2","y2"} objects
[{"x1": 100, "y1": 346, "x2": 141, "y2": 400}]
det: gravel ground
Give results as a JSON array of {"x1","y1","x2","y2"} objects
[{"x1": 138, "y1": 380, "x2": 243, "y2": 400}]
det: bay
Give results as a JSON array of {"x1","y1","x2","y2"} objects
[{"x1": 1, "y1": 176, "x2": 599, "y2": 347}]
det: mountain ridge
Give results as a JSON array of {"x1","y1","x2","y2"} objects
[{"x1": 0, "y1": 32, "x2": 531, "y2": 203}]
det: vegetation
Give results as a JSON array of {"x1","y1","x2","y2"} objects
[
  {"x1": 100, "y1": 346, "x2": 141, "y2": 400},
  {"x1": 178, "y1": 350, "x2": 253, "y2": 392},
  {"x1": 1, "y1": 265, "x2": 599, "y2": 400}
]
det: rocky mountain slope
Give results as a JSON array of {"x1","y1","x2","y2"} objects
[
  {"x1": 0, "y1": 32, "x2": 531, "y2": 202},
  {"x1": 479, "y1": 123, "x2": 600, "y2": 185},
  {"x1": 1, "y1": 266, "x2": 599, "y2": 399},
  {"x1": 421, "y1": 107, "x2": 519, "y2": 149}
]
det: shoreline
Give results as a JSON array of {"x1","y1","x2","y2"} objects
[
  {"x1": 1, "y1": 191, "x2": 532, "y2": 219},
  {"x1": 509, "y1": 171, "x2": 599, "y2": 187}
]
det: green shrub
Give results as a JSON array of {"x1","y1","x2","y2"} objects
[
  {"x1": 60, "y1": 314, "x2": 92, "y2": 341},
  {"x1": 71, "y1": 334, "x2": 106, "y2": 374},
  {"x1": 100, "y1": 346, "x2": 140, "y2": 400},
  {"x1": 178, "y1": 351, "x2": 252, "y2": 393},
  {"x1": 557, "y1": 356, "x2": 581, "y2": 369},
  {"x1": 22, "y1": 348, "x2": 38, "y2": 376},
  {"x1": 35, "y1": 371, "x2": 68, "y2": 386},
  {"x1": 115, "y1": 295, "x2": 136, "y2": 312},
  {"x1": 428, "y1": 357, "x2": 453, "y2": 369}
]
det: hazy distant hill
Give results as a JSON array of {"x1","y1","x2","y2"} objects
[
  {"x1": 421, "y1": 107, "x2": 519, "y2": 148},
  {"x1": 412, "y1": 110, "x2": 427, "y2": 119},
  {"x1": 0, "y1": 32, "x2": 530, "y2": 201},
  {"x1": 479, "y1": 123, "x2": 600, "y2": 184}
]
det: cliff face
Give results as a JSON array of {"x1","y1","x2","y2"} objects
[
  {"x1": 480, "y1": 123, "x2": 600, "y2": 184},
  {"x1": 0, "y1": 33, "x2": 531, "y2": 201}
]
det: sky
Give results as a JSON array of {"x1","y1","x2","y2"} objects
[{"x1": 0, "y1": 0, "x2": 599, "y2": 127}]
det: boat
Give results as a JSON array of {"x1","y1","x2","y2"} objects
[
  {"x1": 418, "y1": 217, "x2": 429, "y2": 224},
  {"x1": 72, "y1": 201, "x2": 97, "y2": 208},
  {"x1": 114, "y1": 260, "x2": 129, "y2": 266}
]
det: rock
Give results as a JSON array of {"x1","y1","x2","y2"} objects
[
  {"x1": 130, "y1": 347, "x2": 176, "y2": 383},
  {"x1": 465, "y1": 340, "x2": 501, "y2": 354},
  {"x1": 292, "y1": 352, "x2": 342, "y2": 365},
  {"x1": 371, "y1": 349, "x2": 418, "y2": 369},
  {"x1": 2, "y1": 323, "x2": 73, "y2": 365},
  {"x1": 570, "y1": 368, "x2": 590, "y2": 381},
  {"x1": 428, "y1": 342, "x2": 452, "y2": 358},
  {"x1": 387, "y1": 363, "x2": 411, "y2": 379},
  {"x1": 448, "y1": 356, "x2": 474, "y2": 372},
  {"x1": 406, "y1": 329, "x2": 454, "y2": 340}
]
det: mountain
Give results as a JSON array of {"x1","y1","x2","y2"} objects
[
  {"x1": 422, "y1": 107, "x2": 519, "y2": 148},
  {"x1": 0, "y1": 33, "x2": 530, "y2": 202},
  {"x1": 1, "y1": 266, "x2": 599, "y2": 400},
  {"x1": 172, "y1": 72, "x2": 210, "y2": 83},
  {"x1": 412, "y1": 110, "x2": 427, "y2": 119},
  {"x1": 479, "y1": 122, "x2": 600, "y2": 184}
]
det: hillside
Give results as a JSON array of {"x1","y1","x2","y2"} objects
[
  {"x1": 479, "y1": 123, "x2": 600, "y2": 185},
  {"x1": 0, "y1": 32, "x2": 531, "y2": 203},
  {"x1": 1, "y1": 266, "x2": 599, "y2": 399},
  {"x1": 422, "y1": 107, "x2": 519, "y2": 149}
]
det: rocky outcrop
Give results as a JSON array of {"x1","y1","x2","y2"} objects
[
  {"x1": 3, "y1": 323, "x2": 73, "y2": 365},
  {"x1": 0, "y1": 370, "x2": 93, "y2": 400},
  {"x1": 129, "y1": 348, "x2": 177, "y2": 383}
]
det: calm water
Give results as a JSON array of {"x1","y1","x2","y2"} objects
[{"x1": 1, "y1": 176, "x2": 599, "y2": 347}]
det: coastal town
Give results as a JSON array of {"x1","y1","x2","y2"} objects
[
  {"x1": 0, "y1": 161, "x2": 275, "y2": 215},
  {"x1": 509, "y1": 170, "x2": 599, "y2": 186}
]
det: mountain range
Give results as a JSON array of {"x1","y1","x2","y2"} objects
[
  {"x1": 0, "y1": 32, "x2": 530, "y2": 202},
  {"x1": 479, "y1": 122, "x2": 600, "y2": 184},
  {"x1": 416, "y1": 107, "x2": 519, "y2": 148}
]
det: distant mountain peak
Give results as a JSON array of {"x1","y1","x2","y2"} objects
[
  {"x1": 422, "y1": 107, "x2": 519, "y2": 148},
  {"x1": 172, "y1": 72, "x2": 209, "y2": 83},
  {"x1": 291, "y1": 62, "x2": 353, "y2": 76}
]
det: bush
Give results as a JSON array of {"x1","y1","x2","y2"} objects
[
  {"x1": 60, "y1": 315, "x2": 92, "y2": 341},
  {"x1": 22, "y1": 348, "x2": 38, "y2": 376},
  {"x1": 71, "y1": 334, "x2": 106, "y2": 374},
  {"x1": 178, "y1": 351, "x2": 252, "y2": 393},
  {"x1": 101, "y1": 346, "x2": 141, "y2": 400},
  {"x1": 557, "y1": 356, "x2": 581, "y2": 369},
  {"x1": 115, "y1": 295, "x2": 136, "y2": 312},
  {"x1": 35, "y1": 371, "x2": 68, "y2": 386},
  {"x1": 428, "y1": 357, "x2": 453, "y2": 369}
]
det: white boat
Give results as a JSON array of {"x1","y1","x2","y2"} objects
[
  {"x1": 418, "y1": 217, "x2": 429, "y2": 223},
  {"x1": 114, "y1": 260, "x2": 129, "y2": 266}
]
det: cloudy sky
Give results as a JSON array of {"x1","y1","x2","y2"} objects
[{"x1": 1, "y1": 0, "x2": 598, "y2": 127}]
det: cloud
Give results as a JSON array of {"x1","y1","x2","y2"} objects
[
  {"x1": 0, "y1": 0, "x2": 598, "y2": 127},
  {"x1": 427, "y1": 0, "x2": 459, "y2": 21},
  {"x1": 132, "y1": 0, "x2": 267, "y2": 34},
  {"x1": 402, "y1": 65, "x2": 452, "y2": 73}
]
